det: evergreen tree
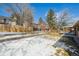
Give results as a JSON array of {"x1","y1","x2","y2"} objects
[
  {"x1": 46, "y1": 9, "x2": 57, "y2": 31},
  {"x1": 38, "y1": 17, "x2": 43, "y2": 31},
  {"x1": 38, "y1": 17, "x2": 43, "y2": 25}
]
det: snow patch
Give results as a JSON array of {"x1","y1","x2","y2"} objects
[{"x1": 0, "y1": 35, "x2": 56, "y2": 56}]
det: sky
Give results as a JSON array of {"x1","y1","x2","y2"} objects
[{"x1": 0, "y1": 3, "x2": 79, "y2": 23}]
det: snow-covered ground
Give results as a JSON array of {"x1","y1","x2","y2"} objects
[
  {"x1": 0, "y1": 35, "x2": 57, "y2": 56},
  {"x1": 0, "y1": 32, "x2": 26, "y2": 35}
]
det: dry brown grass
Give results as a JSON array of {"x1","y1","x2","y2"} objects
[
  {"x1": 46, "y1": 31, "x2": 62, "y2": 40},
  {"x1": 54, "y1": 48, "x2": 69, "y2": 56}
]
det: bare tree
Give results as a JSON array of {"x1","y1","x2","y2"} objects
[
  {"x1": 0, "y1": 3, "x2": 34, "y2": 32},
  {"x1": 57, "y1": 9, "x2": 71, "y2": 30},
  {"x1": 4, "y1": 3, "x2": 34, "y2": 32},
  {"x1": 5, "y1": 3, "x2": 34, "y2": 26}
]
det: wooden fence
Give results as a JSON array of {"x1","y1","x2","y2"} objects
[{"x1": 0, "y1": 24, "x2": 33, "y2": 32}]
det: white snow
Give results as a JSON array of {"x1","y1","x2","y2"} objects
[
  {"x1": 0, "y1": 35, "x2": 57, "y2": 56},
  {"x1": 0, "y1": 32, "x2": 25, "y2": 35},
  {"x1": 0, "y1": 34, "x2": 29, "y2": 40}
]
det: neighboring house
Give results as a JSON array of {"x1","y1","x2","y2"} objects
[
  {"x1": 33, "y1": 22, "x2": 49, "y2": 32},
  {"x1": 33, "y1": 23, "x2": 38, "y2": 31},
  {"x1": 0, "y1": 16, "x2": 11, "y2": 24},
  {"x1": 63, "y1": 19, "x2": 79, "y2": 35},
  {"x1": 40, "y1": 22, "x2": 49, "y2": 32},
  {"x1": 0, "y1": 16, "x2": 11, "y2": 32}
]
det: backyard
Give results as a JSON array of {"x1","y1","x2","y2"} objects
[
  {"x1": 0, "y1": 32, "x2": 78, "y2": 56},
  {"x1": 0, "y1": 3, "x2": 79, "y2": 56},
  {"x1": 0, "y1": 32, "x2": 58, "y2": 56}
]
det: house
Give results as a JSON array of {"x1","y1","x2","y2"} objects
[
  {"x1": 39, "y1": 22, "x2": 49, "y2": 32},
  {"x1": 33, "y1": 23, "x2": 38, "y2": 31},
  {"x1": 33, "y1": 22, "x2": 49, "y2": 32},
  {"x1": 0, "y1": 16, "x2": 11, "y2": 24},
  {"x1": 63, "y1": 19, "x2": 79, "y2": 36},
  {"x1": 0, "y1": 16, "x2": 11, "y2": 32}
]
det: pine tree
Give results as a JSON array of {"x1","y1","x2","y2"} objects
[
  {"x1": 38, "y1": 17, "x2": 43, "y2": 31},
  {"x1": 46, "y1": 9, "x2": 57, "y2": 31},
  {"x1": 38, "y1": 17, "x2": 43, "y2": 25}
]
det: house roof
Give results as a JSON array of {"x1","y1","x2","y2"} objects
[
  {"x1": 0, "y1": 16, "x2": 11, "y2": 24},
  {"x1": 63, "y1": 18, "x2": 79, "y2": 28}
]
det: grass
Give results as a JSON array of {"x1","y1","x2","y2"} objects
[
  {"x1": 54, "y1": 48, "x2": 69, "y2": 56},
  {"x1": 46, "y1": 31, "x2": 62, "y2": 40}
]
